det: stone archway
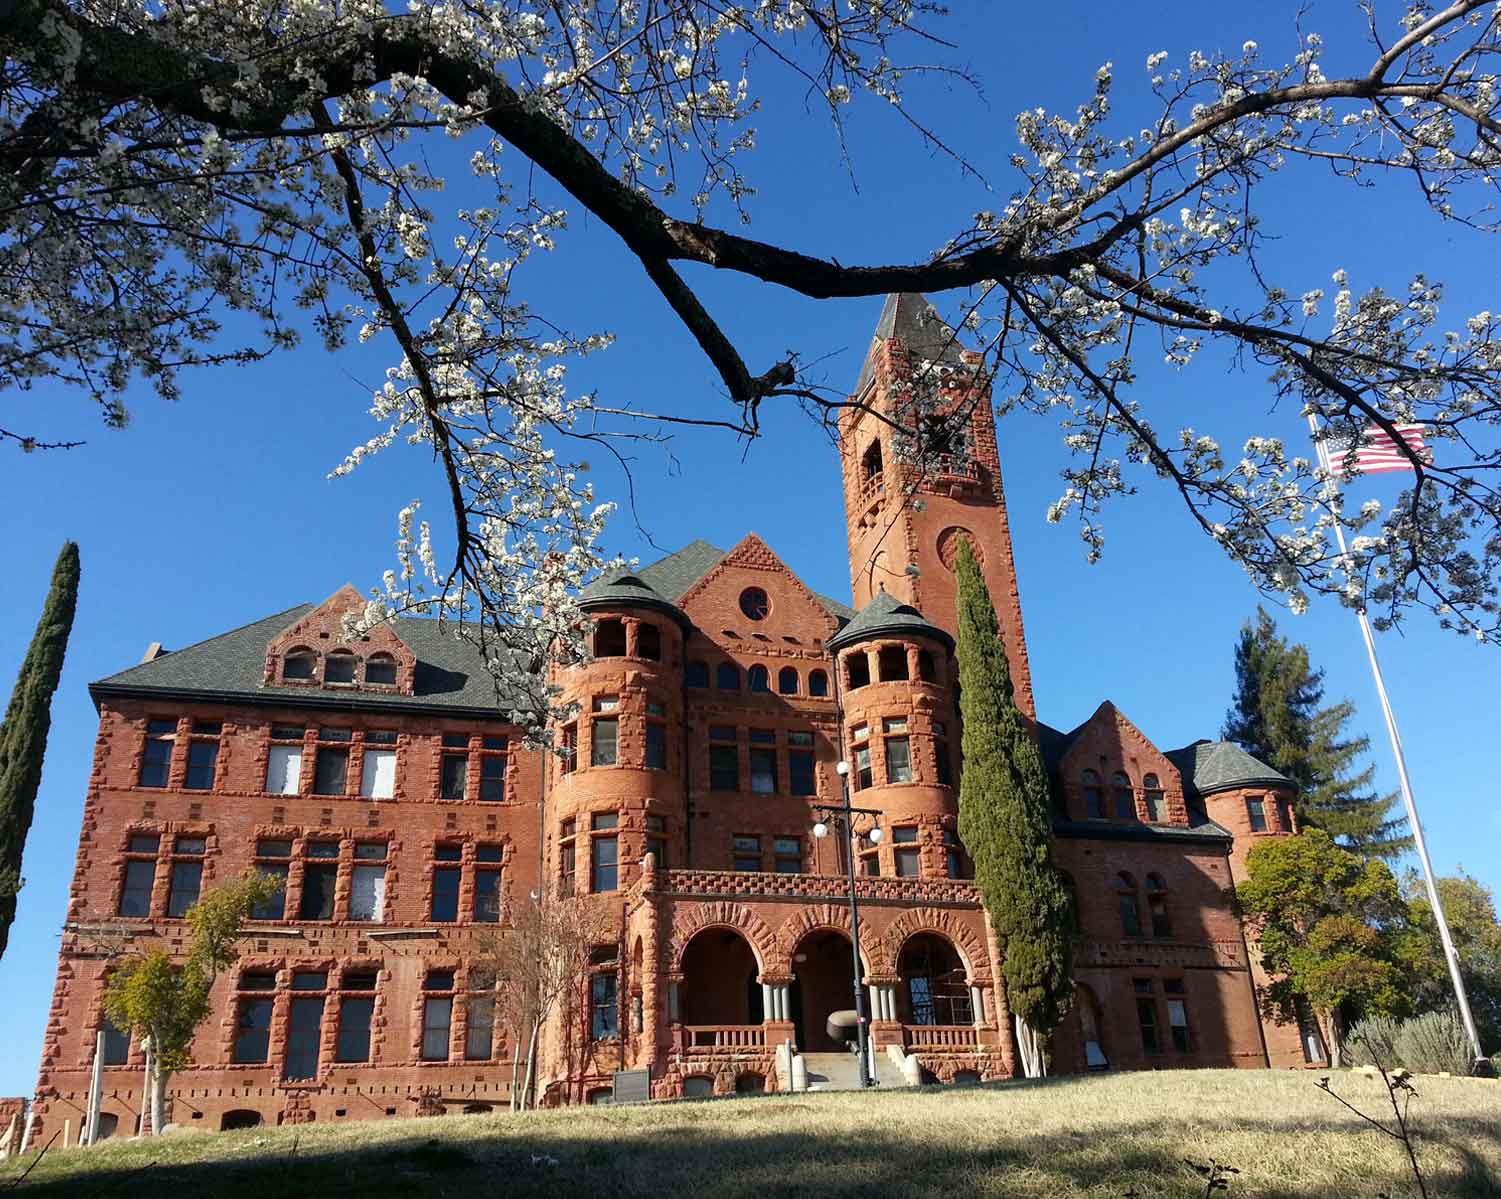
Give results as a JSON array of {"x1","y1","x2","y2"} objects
[
  {"x1": 791, "y1": 928, "x2": 859, "y2": 1052},
  {"x1": 897, "y1": 933, "x2": 972, "y2": 1026},
  {"x1": 667, "y1": 901, "x2": 779, "y2": 974},
  {"x1": 681, "y1": 927, "x2": 763, "y2": 1028}
]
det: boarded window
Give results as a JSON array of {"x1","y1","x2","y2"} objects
[{"x1": 349, "y1": 865, "x2": 386, "y2": 922}]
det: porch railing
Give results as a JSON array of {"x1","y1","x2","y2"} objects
[
  {"x1": 681, "y1": 1025, "x2": 768, "y2": 1052},
  {"x1": 902, "y1": 1025, "x2": 978, "y2": 1052}
]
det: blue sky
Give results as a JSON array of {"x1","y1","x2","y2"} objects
[{"x1": 1, "y1": 2, "x2": 1496, "y2": 1095}]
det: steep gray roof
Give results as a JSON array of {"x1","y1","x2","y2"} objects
[
  {"x1": 1165, "y1": 740, "x2": 1292, "y2": 796},
  {"x1": 826, "y1": 590, "x2": 952, "y2": 652},
  {"x1": 578, "y1": 569, "x2": 689, "y2": 626},
  {"x1": 91, "y1": 606, "x2": 524, "y2": 716},
  {"x1": 854, "y1": 292, "x2": 968, "y2": 395},
  {"x1": 637, "y1": 540, "x2": 856, "y2": 622}
]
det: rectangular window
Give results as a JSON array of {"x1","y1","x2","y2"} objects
[
  {"x1": 422, "y1": 996, "x2": 453, "y2": 1061},
  {"x1": 774, "y1": 837, "x2": 802, "y2": 874},
  {"x1": 749, "y1": 747, "x2": 777, "y2": 795},
  {"x1": 894, "y1": 847, "x2": 920, "y2": 878},
  {"x1": 733, "y1": 834, "x2": 762, "y2": 873},
  {"x1": 944, "y1": 829, "x2": 969, "y2": 880},
  {"x1": 139, "y1": 720, "x2": 175, "y2": 788},
  {"x1": 1134, "y1": 979, "x2": 1160, "y2": 1053},
  {"x1": 266, "y1": 744, "x2": 303, "y2": 795},
  {"x1": 336, "y1": 996, "x2": 375, "y2": 1062},
  {"x1": 440, "y1": 753, "x2": 468, "y2": 801},
  {"x1": 479, "y1": 751, "x2": 506, "y2": 802},
  {"x1": 590, "y1": 973, "x2": 618, "y2": 1040},
  {"x1": 466, "y1": 997, "x2": 495, "y2": 1061},
  {"x1": 645, "y1": 722, "x2": 667, "y2": 770},
  {"x1": 591, "y1": 836, "x2": 618, "y2": 893},
  {"x1": 474, "y1": 869, "x2": 501, "y2": 922},
  {"x1": 788, "y1": 749, "x2": 816, "y2": 797},
  {"x1": 233, "y1": 998, "x2": 274, "y2": 1064},
  {"x1": 431, "y1": 866, "x2": 461, "y2": 922},
  {"x1": 646, "y1": 815, "x2": 667, "y2": 870},
  {"x1": 313, "y1": 746, "x2": 349, "y2": 796},
  {"x1": 1165, "y1": 981, "x2": 1191, "y2": 1052},
  {"x1": 1277, "y1": 798, "x2": 1295, "y2": 832},
  {"x1": 1145, "y1": 792, "x2": 1166, "y2": 822},
  {"x1": 102, "y1": 1017, "x2": 131, "y2": 1065},
  {"x1": 349, "y1": 864, "x2": 386, "y2": 922},
  {"x1": 709, "y1": 729, "x2": 739, "y2": 791},
  {"x1": 300, "y1": 862, "x2": 338, "y2": 921},
  {"x1": 252, "y1": 863, "x2": 289, "y2": 920},
  {"x1": 853, "y1": 745, "x2": 873, "y2": 791},
  {"x1": 184, "y1": 738, "x2": 219, "y2": 791},
  {"x1": 884, "y1": 734, "x2": 913, "y2": 784},
  {"x1": 166, "y1": 861, "x2": 202, "y2": 917},
  {"x1": 284, "y1": 995, "x2": 325, "y2": 1080},
  {"x1": 561, "y1": 724, "x2": 577, "y2": 774},
  {"x1": 590, "y1": 718, "x2": 619, "y2": 767},
  {"x1": 127, "y1": 833, "x2": 160, "y2": 854},
  {"x1": 360, "y1": 748, "x2": 396, "y2": 799},
  {"x1": 560, "y1": 820, "x2": 577, "y2": 896},
  {"x1": 119, "y1": 859, "x2": 156, "y2": 917},
  {"x1": 1247, "y1": 797, "x2": 1268, "y2": 832},
  {"x1": 442, "y1": 732, "x2": 469, "y2": 749},
  {"x1": 933, "y1": 721, "x2": 954, "y2": 787}
]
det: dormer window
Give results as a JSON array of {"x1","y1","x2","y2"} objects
[
  {"x1": 283, "y1": 648, "x2": 316, "y2": 682},
  {"x1": 324, "y1": 651, "x2": 356, "y2": 684},
  {"x1": 365, "y1": 653, "x2": 397, "y2": 685}
]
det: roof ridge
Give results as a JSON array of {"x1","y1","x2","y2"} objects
[{"x1": 96, "y1": 603, "x2": 314, "y2": 685}]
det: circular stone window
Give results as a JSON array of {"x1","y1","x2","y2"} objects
[{"x1": 739, "y1": 587, "x2": 770, "y2": 621}]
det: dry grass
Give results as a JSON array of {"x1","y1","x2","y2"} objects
[{"x1": 3, "y1": 1069, "x2": 1497, "y2": 1198}]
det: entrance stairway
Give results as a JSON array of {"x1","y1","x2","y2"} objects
[{"x1": 801, "y1": 1050, "x2": 911, "y2": 1092}]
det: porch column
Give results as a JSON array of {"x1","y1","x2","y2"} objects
[
  {"x1": 870, "y1": 983, "x2": 898, "y2": 1023},
  {"x1": 667, "y1": 980, "x2": 681, "y2": 1023},
  {"x1": 970, "y1": 985, "x2": 986, "y2": 1027},
  {"x1": 762, "y1": 981, "x2": 791, "y2": 1022}
]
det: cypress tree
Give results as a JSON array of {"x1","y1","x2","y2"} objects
[
  {"x1": 953, "y1": 538, "x2": 1072, "y2": 1075},
  {"x1": 0, "y1": 541, "x2": 80, "y2": 959},
  {"x1": 1223, "y1": 608, "x2": 1410, "y2": 860}
]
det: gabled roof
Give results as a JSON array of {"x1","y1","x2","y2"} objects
[
  {"x1": 854, "y1": 292, "x2": 968, "y2": 395},
  {"x1": 1165, "y1": 739, "x2": 1293, "y2": 796},
  {"x1": 637, "y1": 540, "x2": 855, "y2": 622},
  {"x1": 826, "y1": 590, "x2": 953, "y2": 652},
  {"x1": 91, "y1": 606, "x2": 524, "y2": 715}
]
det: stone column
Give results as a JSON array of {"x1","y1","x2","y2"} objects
[{"x1": 970, "y1": 985, "x2": 985, "y2": 1027}]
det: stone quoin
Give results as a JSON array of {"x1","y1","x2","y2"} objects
[{"x1": 24, "y1": 293, "x2": 1318, "y2": 1137}]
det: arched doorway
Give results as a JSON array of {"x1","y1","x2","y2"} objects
[
  {"x1": 791, "y1": 929, "x2": 860, "y2": 1051},
  {"x1": 681, "y1": 928, "x2": 763, "y2": 1033},
  {"x1": 897, "y1": 934, "x2": 972, "y2": 1026},
  {"x1": 219, "y1": 1109, "x2": 261, "y2": 1132}
]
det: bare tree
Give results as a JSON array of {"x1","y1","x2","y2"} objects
[
  {"x1": 470, "y1": 893, "x2": 609, "y2": 1110},
  {"x1": 5, "y1": 1, "x2": 1501, "y2": 718}
]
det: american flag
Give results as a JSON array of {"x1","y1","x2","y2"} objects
[{"x1": 1325, "y1": 422, "x2": 1430, "y2": 475}]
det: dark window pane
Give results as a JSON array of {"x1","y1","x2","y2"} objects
[
  {"x1": 102, "y1": 1018, "x2": 131, "y2": 1065},
  {"x1": 251, "y1": 865, "x2": 288, "y2": 919},
  {"x1": 292, "y1": 971, "x2": 328, "y2": 990},
  {"x1": 442, "y1": 732, "x2": 470, "y2": 749},
  {"x1": 324, "y1": 654, "x2": 355, "y2": 683},
  {"x1": 146, "y1": 719, "x2": 177, "y2": 736},
  {"x1": 479, "y1": 754, "x2": 506, "y2": 802},
  {"x1": 299, "y1": 864, "x2": 337, "y2": 920},
  {"x1": 283, "y1": 652, "x2": 315, "y2": 681},
  {"x1": 885, "y1": 737, "x2": 913, "y2": 784},
  {"x1": 241, "y1": 971, "x2": 278, "y2": 990},
  {"x1": 1137, "y1": 998, "x2": 1160, "y2": 1053},
  {"x1": 854, "y1": 747, "x2": 873, "y2": 791},
  {"x1": 645, "y1": 723, "x2": 667, "y2": 770},
  {"x1": 1150, "y1": 898, "x2": 1172, "y2": 939},
  {"x1": 175, "y1": 836, "x2": 206, "y2": 855},
  {"x1": 365, "y1": 656, "x2": 397, "y2": 684},
  {"x1": 748, "y1": 666, "x2": 770, "y2": 693},
  {"x1": 192, "y1": 720, "x2": 221, "y2": 735},
  {"x1": 342, "y1": 971, "x2": 378, "y2": 991},
  {"x1": 284, "y1": 996, "x2": 325, "y2": 1079},
  {"x1": 809, "y1": 671, "x2": 829, "y2": 697},
  {"x1": 475, "y1": 870, "x2": 501, "y2": 922},
  {"x1": 637, "y1": 623, "x2": 661, "y2": 660},
  {"x1": 320, "y1": 728, "x2": 353, "y2": 743},
  {"x1": 256, "y1": 838, "x2": 293, "y2": 858},
  {"x1": 233, "y1": 998, "x2": 274, "y2": 1064},
  {"x1": 476, "y1": 844, "x2": 503, "y2": 863},
  {"x1": 590, "y1": 719, "x2": 618, "y2": 767},
  {"x1": 354, "y1": 841, "x2": 387, "y2": 860},
  {"x1": 366, "y1": 729, "x2": 397, "y2": 745},
  {"x1": 313, "y1": 747, "x2": 349, "y2": 796},
  {"x1": 271, "y1": 725, "x2": 305, "y2": 741},
  {"x1": 483, "y1": 735, "x2": 508, "y2": 751},
  {"x1": 435, "y1": 843, "x2": 463, "y2": 861},
  {"x1": 647, "y1": 838, "x2": 667, "y2": 870},
  {"x1": 431, "y1": 867, "x2": 461, "y2": 921},
  {"x1": 749, "y1": 748, "x2": 776, "y2": 795},
  {"x1": 1119, "y1": 893, "x2": 1142, "y2": 938},
  {"x1": 185, "y1": 741, "x2": 218, "y2": 790},
  {"x1": 591, "y1": 974, "x2": 618, "y2": 1039},
  {"x1": 424, "y1": 970, "x2": 455, "y2": 991},
  {"x1": 465, "y1": 997, "x2": 495, "y2": 1061},
  {"x1": 139, "y1": 737, "x2": 172, "y2": 788},
  {"x1": 593, "y1": 619, "x2": 627, "y2": 657},
  {"x1": 166, "y1": 862, "x2": 202, "y2": 917},
  {"x1": 593, "y1": 812, "x2": 619, "y2": 830},
  {"x1": 591, "y1": 837, "x2": 618, "y2": 892},
  {"x1": 895, "y1": 849, "x2": 921, "y2": 878},
  {"x1": 686, "y1": 661, "x2": 708, "y2": 688},
  {"x1": 789, "y1": 750, "x2": 816, "y2": 796},
  {"x1": 750, "y1": 728, "x2": 775, "y2": 744},
  {"x1": 778, "y1": 667, "x2": 799, "y2": 695},
  {"x1": 440, "y1": 754, "x2": 468, "y2": 800},
  {"x1": 126, "y1": 833, "x2": 160, "y2": 855},
  {"x1": 716, "y1": 663, "x2": 739, "y2": 691},
  {"x1": 422, "y1": 997, "x2": 453, "y2": 1060},
  {"x1": 336, "y1": 997, "x2": 374, "y2": 1062},
  {"x1": 306, "y1": 840, "x2": 339, "y2": 858},
  {"x1": 935, "y1": 740, "x2": 954, "y2": 786},
  {"x1": 709, "y1": 745, "x2": 739, "y2": 791},
  {"x1": 892, "y1": 827, "x2": 918, "y2": 844}
]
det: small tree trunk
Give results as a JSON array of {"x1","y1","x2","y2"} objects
[
  {"x1": 1014, "y1": 1014, "x2": 1046, "y2": 1079},
  {"x1": 522, "y1": 1019, "x2": 541, "y2": 1110},
  {"x1": 1324, "y1": 1009, "x2": 1346, "y2": 1068},
  {"x1": 151, "y1": 1064, "x2": 168, "y2": 1134},
  {"x1": 510, "y1": 1039, "x2": 522, "y2": 1112}
]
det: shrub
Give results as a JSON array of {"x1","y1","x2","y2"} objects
[
  {"x1": 1394, "y1": 1010, "x2": 1473, "y2": 1075},
  {"x1": 1345, "y1": 1015, "x2": 1402, "y2": 1068}
]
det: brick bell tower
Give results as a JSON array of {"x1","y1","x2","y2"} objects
[{"x1": 838, "y1": 292, "x2": 1035, "y2": 716}]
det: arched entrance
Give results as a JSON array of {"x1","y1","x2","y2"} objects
[
  {"x1": 897, "y1": 933, "x2": 972, "y2": 1026},
  {"x1": 219, "y1": 1109, "x2": 261, "y2": 1132},
  {"x1": 791, "y1": 929, "x2": 859, "y2": 1051},
  {"x1": 681, "y1": 928, "x2": 763, "y2": 1029}
]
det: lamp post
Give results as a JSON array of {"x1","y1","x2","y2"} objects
[{"x1": 813, "y1": 760, "x2": 883, "y2": 1088}]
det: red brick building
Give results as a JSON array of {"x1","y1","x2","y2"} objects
[{"x1": 27, "y1": 294, "x2": 1320, "y2": 1138}]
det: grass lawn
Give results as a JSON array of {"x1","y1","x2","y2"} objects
[{"x1": 2, "y1": 1069, "x2": 1496, "y2": 1198}]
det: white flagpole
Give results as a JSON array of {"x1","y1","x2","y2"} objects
[{"x1": 1307, "y1": 413, "x2": 1485, "y2": 1066}]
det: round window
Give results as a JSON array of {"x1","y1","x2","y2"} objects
[{"x1": 739, "y1": 587, "x2": 770, "y2": 621}]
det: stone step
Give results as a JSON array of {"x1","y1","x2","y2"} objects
[{"x1": 799, "y1": 1051, "x2": 911, "y2": 1091}]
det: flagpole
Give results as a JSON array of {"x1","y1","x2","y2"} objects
[{"x1": 1306, "y1": 412, "x2": 1485, "y2": 1066}]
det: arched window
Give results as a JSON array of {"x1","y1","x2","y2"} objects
[
  {"x1": 682, "y1": 1075, "x2": 714, "y2": 1098},
  {"x1": 1145, "y1": 873, "x2": 1171, "y2": 939},
  {"x1": 878, "y1": 645, "x2": 909, "y2": 681},
  {"x1": 324, "y1": 651, "x2": 356, "y2": 684},
  {"x1": 1142, "y1": 773, "x2": 1165, "y2": 822},
  {"x1": 1081, "y1": 769, "x2": 1104, "y2": 819},
  {"x1": 365, "y1": 653, "x2": 397, "y2": 685},
  {"x1": 716, "y1": 662, "x2": 740, "y2": 691},
  {"x1": 1111, "y1": 771, "x2": 1136, "y2": 821},
  {"x1": 1116, "y1": 872, "x2": 1143, "y2": 938},
  {"x1": 808, "y1": 670, "x2": 829, "y2": 697},
  {"x1": 283, "y1": 648, "x2": 316, "y2": 681},
  {"x1": 734, "y1": 1071, "x2": 765, "y2": 1095},
  {"x1": 637, "y1": 623, "x2": 661, "y2": 661},
  {"x1": 686, "y1": 660, "x2": 709, "y2": 688},
  {"x1": 778, "y1": 667, "x2": 799, "y2": 695},
  {"x1": 594, "y1": 619, "x2": 627, "y2": 657},
  {"x1": 748, "y1": 664, "x2": 770, "y2": 693},
  {"x1": 862, "y1": 440, "x2": 884, "y2": 485},
  {"x1": 95, "y1": 1112, "x2": 122, "y2": 1139},
  {"x1": 917, "y1": 649, "x2": 937, "y2": 683}
]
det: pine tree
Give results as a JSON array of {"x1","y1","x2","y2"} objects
[
  {"x1": 953, "y1": 538, "x2": 1072, "y2": 1076},
  {"x1": 0, "y1": 542, "x2": 80, "y2": 959},
  {"x1": 1223, "y1": 607, "x2": 1409, "y2": 860}
]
